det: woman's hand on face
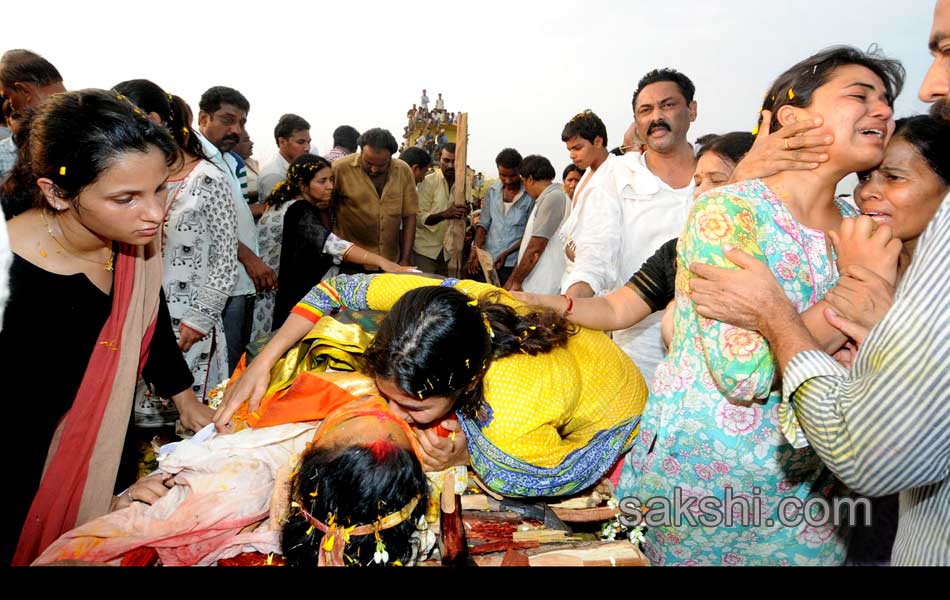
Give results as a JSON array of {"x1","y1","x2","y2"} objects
[
  {"x1": 730, "y1": 110, "x2": 833, "y2": 183},
  {"x1": 828, "y1": 216, "x2": 902, "y2": 285},
  {"x1": 824, "y1": 265, "x2": 895, "y2": 330},
  {"x1": 689, "y1": 244, "x2": 792, "y2": 332},
  {"x1": 414, "y1": 419, "x2": 469, "y2": 472},
  {"x1": 212, "y1": 361, "x2": 271, "y2": 433},
  {"x1": 111, "y1": 473, "x2": 176, "y2": 512}
]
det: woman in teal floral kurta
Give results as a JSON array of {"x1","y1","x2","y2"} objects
[
  {"x1": 615, "y1": 46, "x2": 904, "y2": 565},
  {"x1": 617, "y1": 181, "x2": 857, "y2": 566}
]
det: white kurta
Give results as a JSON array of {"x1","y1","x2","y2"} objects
[{"x1": 557, "y1": 152, "x2": 694, "y2": 388}]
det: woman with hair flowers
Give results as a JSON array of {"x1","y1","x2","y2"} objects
[
  {"x1": 251, "y1": 153, "x2": 417, "y2": 342},
  {"x1": 216, "y1": 271, "x2": 648, "y2": 498},
  {"x1": 0, "y1": 88, "x2": 202, "y2": 565}
]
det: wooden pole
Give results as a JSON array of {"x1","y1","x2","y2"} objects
[{"x1": 444, "y1": 112, "x2": 468, "y2": 278}]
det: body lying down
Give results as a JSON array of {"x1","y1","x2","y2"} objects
[{"x1": 34, "y1": 372, "x2": 462, "y2": 567}]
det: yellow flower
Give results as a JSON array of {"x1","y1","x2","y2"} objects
[
  {"x1": 788, "y1": 88, "x2": 796, "y2": 100},
  {"x1": 722, "y1": 328, "x2": 762, "y2": 362},
  {"x1": 695, "y1": 203, "x2": 735, "y2": 245}
]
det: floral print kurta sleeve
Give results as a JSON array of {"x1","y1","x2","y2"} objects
[{"x1": 678, "y1": 192, "x2": 775, "y2": 402}]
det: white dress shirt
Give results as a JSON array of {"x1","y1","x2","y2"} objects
[{"x1": 558, "y1": 152, "x2": 694, "y2": 387}]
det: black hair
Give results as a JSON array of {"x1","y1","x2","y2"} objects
[
  {"x1": 198, "y1": 86, "x2": 250, "y2": 116},
  {"x1": 759, "y1": 45, "x2": 905, "y2": 134},
  {"x1": 0, "y1": 108, "x2": 36, "y2": 218},
  {"x1": 694, "y1": 133, "x2": 720, "y2": 148},
  {"x1": 282, "y1": 444, "x2": 428, "y2": 567},
  {"x1": 274, "y1": 113, "x2": 310, "y2": 143},
  {"x1": 632, "y1": 68, "x2": 696, "y2": 108},
  {"x1": 364, "y1": 286, "x2": 576, "y2": 420},
  {"x1": 29, "y1": 89, "x2": 178, "y2": 205},
  {"x1": 893, "y1": 115, "x2": 950, "y2": 185},
  {"x1": 399, "y1": 147, "x2": 432, "y2": 170},
  {"x1": 2, "y1": 98, "x2": 12, "y2": 120},
  {"x1": 265, "y1": 153, "x2": 332, "y2": 208},
  {"x1": 439, "y1": 142, "x2": 457, "y2": 156},
  {"x1": 0, "y1": 49, "x2": 63, "y2": 88},
  {"x1": 358, "y1": 128, "x2": 399, "y2": 154},
  {"x1": 112, "y1": 79, "x2": 213, "y2": 165},
  {"x1": 696, "y1": 131, "x2": 756, "y2": 166},
  {"x1": 495, "y1": 148, "x2": 523, "y2": 170},
  {"x1": 562, "y1": 163, "x2": 584, "y2": 180},
  {"x1": 561, "y1": 110, "x2": 608, "y2": 148},
  {"x1": 519, "y1": 155, "x2": 556, "y2": 181},
  {"x1": 332, "y1": 125, "x2": 360, "y2": 153}
]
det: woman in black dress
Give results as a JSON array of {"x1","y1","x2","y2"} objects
[{"x1": 1, "y1": 89, "x2": 209, "y2": 565}]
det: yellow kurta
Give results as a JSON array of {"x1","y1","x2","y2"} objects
[{"x1": 292, "y1": 274, "x2": 648, "y2": 496}]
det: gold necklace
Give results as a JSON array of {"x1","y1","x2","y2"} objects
[{"x1": 40, "y1": 210, "x2": 115, "y2": 272}]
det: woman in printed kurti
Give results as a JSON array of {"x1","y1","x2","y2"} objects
[
  {"x1": 161, "y1": 159, "x2": 239, "y2": 405},
  {"x1": 217, "y1": 273, "x2": 648, "y2": 497},
  {"x1": 616, "y1": 47, "x2": 905, "y2": 565}
]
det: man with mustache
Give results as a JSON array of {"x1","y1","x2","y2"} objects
[
  {"x1": 197, "y1": 86, "x2": 273, "y2": 373},
  {"x1": 558, "y1": 69, "x2": 698, "y2": 388},
  {"x1": 686, "y1": 0, "x2": 950, "y2": 565},
  {"x1": 413, "y1": 143, "x2": 467, "y2": 276}
]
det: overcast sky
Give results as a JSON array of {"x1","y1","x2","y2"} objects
[{"x1": 5, "y1": 0, "x2": 936, "y2": 182}]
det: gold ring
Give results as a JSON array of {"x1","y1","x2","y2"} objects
[{"x1": 784, "y1": 139, "x2": 790, "y2": 151}]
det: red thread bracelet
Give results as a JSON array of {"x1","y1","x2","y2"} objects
[{"x1": 560, "y1": 294, "x2": 574, "y2": 316}]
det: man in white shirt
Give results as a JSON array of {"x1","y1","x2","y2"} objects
[
  {"x1": 197, "y1": 86, "x2": 274, "y2": 372},
  {"x1": 507, "y1": 154, "x2": 570, "y2": 294},
  {"x1": 257, "y1": 114, "x2": 313, "y2": 200},
  {"x1": 559, "y1": 70, "x2": 698, "y2": 387}
]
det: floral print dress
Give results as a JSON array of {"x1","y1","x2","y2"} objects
[{"x1": 616, "y1": 179, "x2": 858, "y2": 566}]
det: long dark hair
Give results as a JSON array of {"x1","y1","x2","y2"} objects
[
  {"x1": 265, "y1": 153, "x2": 332, "y2": 208},
  {"x1": 0, "y1": 108, "x2": 36, "y2": 218},
  {"x1": 892, "y1": 115, "x2": 950, "y2": 185},
  {"x1": 29, "y1": 88, "x2": 179, "y2": 206},
  {"x1": 112, "y1": 79, "x2": 212, "y2": 164},
  {"x1": 281, "y1": 444, "x2": 428, "y2": 567},
  {"x1": 696, "y1": 131, "x2": 756, "y2": 166},
  {"x1": 364, "y1": 286, "x2": 577, "y2": 419}
]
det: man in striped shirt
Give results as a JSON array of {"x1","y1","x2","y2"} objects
[{"x1": 686, "y1": 0, "x2": 950, "y2": 565}]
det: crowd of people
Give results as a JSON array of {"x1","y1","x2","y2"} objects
[
  {"x1": 402, "y1": 89, "x2": 459, "y2": 164},
  {"x1": 0, "y1": 0, "x2": 949, "y2": 567}
]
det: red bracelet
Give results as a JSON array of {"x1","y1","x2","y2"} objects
[{"x1": 560, "y1": 294, "x2": 574, "y2": 317}]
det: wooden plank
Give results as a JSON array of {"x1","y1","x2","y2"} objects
[{"x1": 445, "y1": 112, "x2": 468, "y2": 278}]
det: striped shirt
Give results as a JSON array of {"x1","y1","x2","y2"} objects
[{"x1": 781, "y1": 194, "x2": 950, "y2": 566}]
